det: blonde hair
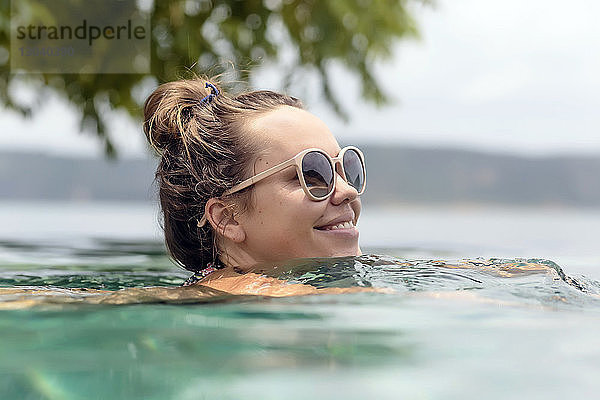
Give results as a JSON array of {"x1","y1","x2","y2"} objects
[{"x1": 143, "y1": 77, "x2": 303, "y2": 272}]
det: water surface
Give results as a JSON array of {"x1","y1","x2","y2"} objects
[{"x1": 1, "y1": 202, "x2": 600, "y2": 399}]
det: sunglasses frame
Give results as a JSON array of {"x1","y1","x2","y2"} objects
[
  {"x1": 198, "y1": 146, "x2": 366, "y2": 227},
  {"x1": 224, "y1": 145, "x2": 366, "y2": 199}
]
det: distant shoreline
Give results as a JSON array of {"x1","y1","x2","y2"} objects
[{"x1": 1, "y1": 146, "x2": 599, "y2": 207}]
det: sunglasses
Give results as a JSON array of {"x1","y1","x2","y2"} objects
[
  {"x1": 229, "y1": 145, "x2": 366, "y2": 197},
  {"x1": 197, "y1": 146, "x2": 366, "y2": 227}
]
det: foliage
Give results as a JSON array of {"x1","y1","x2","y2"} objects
[{"x1": 0, "y1": 0, "x2": 428, "y2": 157}]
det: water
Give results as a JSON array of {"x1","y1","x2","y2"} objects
[{"x1": 1, "y1": 201, "x2": 600, "y2": 399}]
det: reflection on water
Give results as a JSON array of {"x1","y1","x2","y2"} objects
[
  {"x1": 1, "y1": 226, "x2": 600, "y2": 398},
  {"x1": 1, "y1": 237, "x2": 598, "y2": 309}
]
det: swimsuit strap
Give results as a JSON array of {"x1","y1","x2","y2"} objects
[{"x1": 182, "y1": 262, "x2": 222, "y2": 287}]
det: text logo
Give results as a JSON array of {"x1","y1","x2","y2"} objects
[{"x1": 10, "y1": 0, "x2": 150, "y2": 74}]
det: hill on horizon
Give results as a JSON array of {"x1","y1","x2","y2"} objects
[{"x1": 1, "y1": 146, "x2": 599, "y2": 207}]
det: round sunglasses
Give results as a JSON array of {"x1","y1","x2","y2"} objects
[{"x1": 198, "y1": 146, "x2": 366, "y2": 227}]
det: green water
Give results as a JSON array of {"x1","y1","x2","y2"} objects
[{"x1": 1, "y1": 238, "x2": 600, "y2": 399}]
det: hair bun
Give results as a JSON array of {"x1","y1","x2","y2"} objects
[{"x1": 143, "y1": 78, "x2": 221, "y2": 153}]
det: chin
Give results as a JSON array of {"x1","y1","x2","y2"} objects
[{"x1": 327, "y1": 245, "x2": 361, "y2": 257}]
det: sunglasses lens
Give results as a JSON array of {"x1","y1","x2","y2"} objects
[
  {"x1": 343, "y1": 149, "x2": 365, "y2": 192},
  {"x1": 302, "y1": 151, "x2": 334, "y2": 198}
]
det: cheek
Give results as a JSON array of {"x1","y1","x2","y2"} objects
[
  {"x1": 287, "y1": 193, "x2": 325, "y2": 225},
  {"x1": 253, "y1": 188, "x2": 322, "y2": 232}
]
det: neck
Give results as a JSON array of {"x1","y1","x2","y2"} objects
[{"x1": 218, "y1": 240, "x2": 260, "y2": 272}]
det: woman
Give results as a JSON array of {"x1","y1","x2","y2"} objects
[
  {"x1": 143, "y1": 77, "x2": 368, "y2": 296},
  {"x1": 0, "y1": 78, "x2": 564, "y2": 308}
]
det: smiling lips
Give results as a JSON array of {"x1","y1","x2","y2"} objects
[
  {"x1": 314, "y1": 210, "x2": 358, "y2": 232},
  {"x1": 315, "y1": 220, "x2": 355, "y2": 231}
]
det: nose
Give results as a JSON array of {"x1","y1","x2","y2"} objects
[{"x1": 329, "y1": 171, "x2": 359, "y2": 205}]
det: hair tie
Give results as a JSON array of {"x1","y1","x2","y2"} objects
[{"x1": 200, "y1": 82, "x2": 219, "y2": 105}]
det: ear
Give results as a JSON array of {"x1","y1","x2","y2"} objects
[{"x1": 204, "y1": 198, "x2": 246, "y2": 243}]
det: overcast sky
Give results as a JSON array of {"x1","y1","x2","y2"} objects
[{"x1": 2, "y1": 0, "x2": 599, "y2": 157}]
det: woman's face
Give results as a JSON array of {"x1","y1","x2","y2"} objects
[{"x1": 233, "y1": 106, "x2": 362, "y2": 265}]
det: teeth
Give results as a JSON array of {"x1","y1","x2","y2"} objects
[{"x1": 322, "y1": 220, "x2": 354, "y2": 230}]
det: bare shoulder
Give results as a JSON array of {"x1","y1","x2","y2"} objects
[{"x1": 198, "y1": 271, "x2": 387, "y2": 297}]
